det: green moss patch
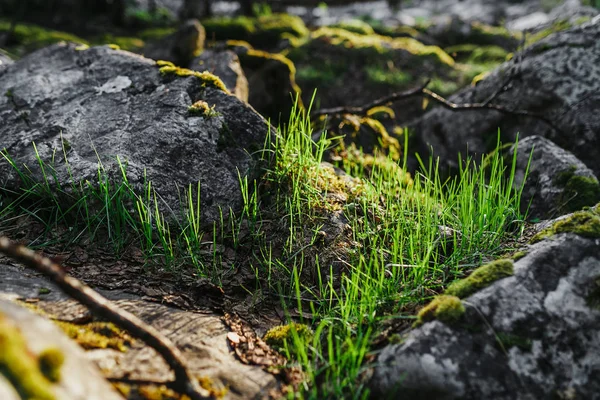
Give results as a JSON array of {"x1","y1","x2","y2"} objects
[
  {"x1": 445, "y1": 259, "x2": 514, "y2": 299},
  {"x1": 310, "y1": 27, "x2": 454, "y2": 67},
  {"x1": 188, "y1": 100, "x2": 219, "y2": 118},
  {"x1": 532, "y1": 208, "x2": 600, "y2": 243},
  {"x1": 330, "y1": 19, "x2": 375, "y2": 35},
  {"x1": 554, "y1": 167, "x2": 600, "y2": 213},
  {"x1": 157, "y1": 60, "x2": 229, "y2": 92},
  {"x1": 0, "y1": 20, "x2": 88, "y2": 57},
  {"x1": 414, "y1": 295, "x2": 465, "y2": 327},
  {"x1": 55, "y1": 321, "x2": 134, "y2": 352},
  {"x1": 203, "y1": 13, "x2": 308, "y2": 48},
  {"x1": 0, "y1": 313, "x2": 58, "y2": 400},
  {"x1": 263, "y1": 322, "x2": 313, "y2": 349}
]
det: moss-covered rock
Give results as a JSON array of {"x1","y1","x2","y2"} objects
[
  {"x1": 414, "y1": 295, "x2": 465, "y2": 327},
  {"x1": 0, "y1": 20, "x2": 87, "y2": 57},
  {"x1": 203, "y1": 13, "x2": 308, "y2": 49},
  {"x1": 330, "y1": 19, "x2": 375, "y2": 35},
  {"x1": 157, "y1": 60, "x2": 228, "y2": 92},
  {"x1": 445, "y1": 259, "x2": 514, "y2": 299},
  {"x1": 532, "y1": 207, "x2": 600, "y2": 243},
  {"x1": 554, "y1": 166, "x2": 600, "y2": 213},
  {"x1": 38, "y1": 348, "x2": 65, "y2": 383},
  {"x1": 263, "y1": 322, "x2": 313, "y2": 349},
  {"x1": 0, "y1": 313, "x2": 57, "y2": 400}
]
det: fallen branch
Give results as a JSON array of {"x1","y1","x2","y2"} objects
[
  {"x1": 0, "y1": 236, "x2": 211, "y2": 400},
  {"x1": 310, "y1": 80, "x2": 562, "y2": 135}
]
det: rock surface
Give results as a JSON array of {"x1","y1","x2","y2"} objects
[
  {"x1": 510, "y1": 135, "x2": 600, "y2": 219},
  {"x1": 143, "y1": 19, "x2": 205, "y2": 66},
  {"x1": 369, "y1": 219, "x2": 600, "y2": 399},
  {"x1": 0, "y1": 50, "x2": 12, "y2": 71},
  {"x1": 411, "y1": 16, "x2": 600, "y2": 176},
  {"x1": 0, "y1": 43, "x2": 271, "y2": 224},
  {"x1": 191, "y1": 49, "x2": 249, "y2": 102},
  {"x1": 0, "y1": 297, "x2": 124, "y2": 400},
  {"x1": 0, "y1": 262, "x2": 279, "y2": 399}
]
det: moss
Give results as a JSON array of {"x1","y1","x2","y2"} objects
[
  {"x1": 330, "y1": 19, "x2": 375, "y2": 35},
  {"x1": 263, "y1": 322, "x2": 313, "y2": 349},
  {"x1": 188, "y1": 100, "x2": 219, "y2": 118},
  {"x1": 511, "y1": 251, "x2": 527, "y2": 261},
  {"x1": 527, "y1": 20, "x2": 573, "y2": 45},
  {"x1": 38, "y1": 287, "x2": 51, "y2": 295},
  {"x1": 495, "y1": 332, "x2": 532, "y2": 352},
  {"x1": 203, "y1": 13, "x2": 308, "y2": 48},
  {"x1": 532, "y1": 208, "x2": 600, "y2": 243},
  {"x1": 365, "y1": 65, "x2": 412, "y2": 86},
  {"x1": 470, "y1": 21, "x2": 521, "y2": 46},
  {"x1": 94, "y1": 35, "x2": 145, "y2": 52},
  {"x1": 445, "y1": 259, "x2": 514, "y2": 299},
  {"x1": 157, "y1": 60, "x2": 229, "y2": 93},
  {"x1": 55, "y1": 321, "x2": 134, "y2": 352},
  {"x1": 554, "y1": 167, "x2": 600, "y2": 213},
  {"x1": 414, "y1": 295, "x2": 465, "y2": 327},
  {"x1": 445, "y1": 44, "x2": 508, "y2": 64},
  {"x1": 0, "y1": 313, "x2": 57, "y2": 400},
  {"x1": 38, "y1": 347, "x2": 64, "y2": 383},
  {"x1": 238, "y1": 48, "x2": 302, "y2": 97},
  {"x1": 138, "y1": 27, "x2": 177, "y2": 41},
  {"x1": 0, "y1": 20, "x2": 88, "y2": 56},
  {"x1": 310, "y1": 27, "x2": 454, "y2": 67}
]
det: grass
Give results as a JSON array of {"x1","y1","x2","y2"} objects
[{"x1": 0, "y1": 99, "x2": 528, "y2": 398}]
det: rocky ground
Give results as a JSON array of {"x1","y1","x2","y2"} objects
[{"x1": 0, "y1": 0, "x2": 599, "y2": 399}]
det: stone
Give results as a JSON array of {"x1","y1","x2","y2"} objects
[
  {"x1": 369, "y1": 225, "x2": 600, "y2": 399},
  {"x1": 0, "y1": 43, "x2": 271, "y2": 224},
  {"x1": 510, "y1": 135, "x2": 600, "y2": 219},
  {"x1": 410, "y1": 18, "x2": 600, "y2": 176},
  {"x1": 143, "y1": 19, "x2": 205, "y2": 66},
  {"x1": 0, "y1": 298, "x2": 124, "y2": 400},
  {"x1": 0, "y1": 50, "x2": 13, "y2": 72},
  {"x1": 190, "y1": 49, "x2": 249, "y2": 103}
]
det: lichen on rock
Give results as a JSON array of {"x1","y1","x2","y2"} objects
[
  {"x1": 414, "y1": 295, "x2": 465, "y2": 327},
  {"x1": 445, "y1": 259, "x2": 514, "y2": 299}
]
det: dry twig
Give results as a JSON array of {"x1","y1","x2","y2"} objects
[{"x1": 0, "y1": 236, "x2": 212, "y2": 400}]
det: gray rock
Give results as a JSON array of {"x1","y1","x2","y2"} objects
[
  {"x1": 0, "y1": 50, "x2": 13, "y2": 72},
  {"x1": 411, "y1": 18, "x2": 600, "y2": 176},
  {"x1": 190, "y1": 49, "x2": 249, "y2": 102},
  {"x1": 510, "y1": 135, "x2": 600, "y2": 219},
  {"x1": 369, "y1": 230, "x2": 600, "y2": 399},
  {"x1": 0, "y1": 298, "x2": 124, "y2": 400},
  {"x1": 143, "y1": 19, "x2": 206, "y2": 66},
  {"x1": 0, "y1": 43, "x2": 271, "y2": 224}
]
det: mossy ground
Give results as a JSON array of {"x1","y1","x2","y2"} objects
[
  {"x1": 445, "y1": 259, "x2": 514, "y2": 299},
  {"x1": 157, "y1": 60, "x2": 229, "y2": 92}
]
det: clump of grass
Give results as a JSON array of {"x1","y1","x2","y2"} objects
[{"x1": 0, "y1": 97, "x2": 528, "y2": 399}]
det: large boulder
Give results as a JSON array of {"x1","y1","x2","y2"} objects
[
  {"x1": 411, "y1": 17, "x2": 600, "y2": 176},
  {"x1": 510, "y1": 135, "x2": 600, "y2": 219},
  {"x1": 0, "y1": 43, "x2": 271, "y2": 224},
  {"x1": 369, "y1": 205, "x2": 600, "y2": 399}
]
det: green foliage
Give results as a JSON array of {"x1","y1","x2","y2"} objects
[
  {"x1": 0, "y1": 20, "x2": 87, "y2": 56},
  {"x1": 445, "y1": 259, "x2": 514, "y2": 298},
  {"x1": 554, "y1": 167, "x2": 600, "y2": 213}
]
